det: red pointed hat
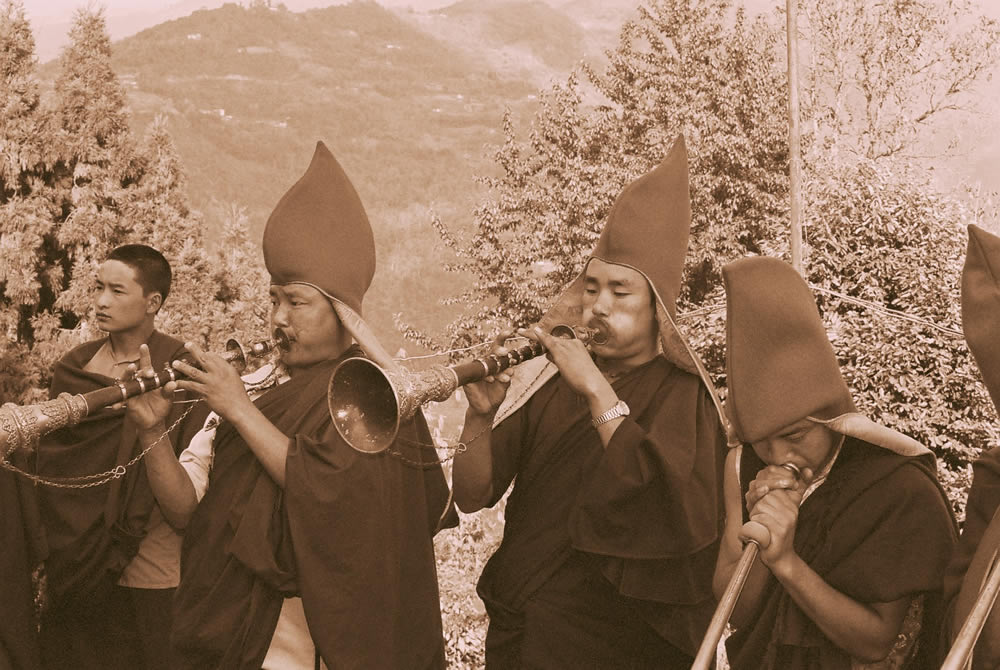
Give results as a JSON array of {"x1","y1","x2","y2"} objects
[
  {"x1": 723, "y1": 256, "x2": 928, "y2": 456},
  {"x1": 262, "y1": 141, "x2": 397, "y2": 371},
  {"x1": 526, "y1": 135, "x2": 725, "y2": 425},
  {"x1": 724, "y1": 256, "x2": 856, "y2": 443},
  {"x1": 263, "y1": 141, "x2": 375, "y2": 314},
  {"x1": 962, "y1": 224, "x2": 1000, "y2": 412}
]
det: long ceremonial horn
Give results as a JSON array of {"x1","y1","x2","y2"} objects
[
  {"x1": 0, "y1": 334, "x2": 285, "y2": 458},
  {"x1": 940, "y1": 543, "x2": 1000, "y2": 669},
  {"x1": 327, "y1": 324, "x2": 605, "y2": 454},
  {"x1": 691, "y1": 461, "x2": 802, "y2": 670}
]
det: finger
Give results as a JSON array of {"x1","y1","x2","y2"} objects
[
  {"x1": 172, "y1": 359, "x2": 203, "y2": 380},
  {"x1": 123, "y1": 363, "x2": 138, "y2": 380},
  {"x1": 184, "y1": 342, "x2": 208, "y2": 368},
  {"x1": 746, "y1": 482, "x2": 769, "y2": 510},
  {"x1": 138, "y1": 343, "x2": 153, "y2": 371},
  {"x1": 738, "y1": 520, "x2": 770, "y2": 548},
  {"x1": 494, "y1": 328, "x2": 515, "y2": 348},
  {"x1": 532, "y1": 326, "x2": 555, "y2": 350},
  {"x1": 516, "y1": 327, "x2": 540, "y2": 343},
  {"x1": 175, "y1": 379, "x2": 207, "y2": 395}
]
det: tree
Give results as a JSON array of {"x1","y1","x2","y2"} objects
[
  {"x1": 426, "y1": 0, "x2": 998, "y2": 517},
  {"x1": 0, "y1": 8, "x2": 268, "y2": 402},
  {"x1": 800, "y1": 0, "x2": 1000, "y2": 161},
  {"x1": 424, "y1": 0, "x2": 789, "y2": 356},
  {"x1": 0, "y1": 0, "x2": 58, "y2": 401}
]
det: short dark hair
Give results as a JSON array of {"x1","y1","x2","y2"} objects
[{"x1": 107, "y1": 244, "x2": 172, "y2": 306}]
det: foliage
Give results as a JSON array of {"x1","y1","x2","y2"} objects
[
  {"x1": 803, "y1": 155, "x2": 992, "y2": 517},
  {"x1": 423, "y1": 0, "x2": 789, "y2": 353},
  {"x1": 426, "y1": 0, "x2": 1000, "y2": 525},
  {"x1": 800, "y1": 0, "x2": 1000, "y2": 161},
  {"x1": 0, "y1": 4, "x2": 267, "y2": 404}
]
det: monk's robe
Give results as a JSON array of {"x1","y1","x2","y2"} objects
[
  {"x1": 727, "y1": 437, "x2": 957, "y2": 670},
  {"x1": 0, "y1": 456, "x2": 44, "y2": 670},
  {"x1": 171, "y1": 348, "x2": 457, "y2": 670},
  {"x1": 477, "y1": 355, "x2": 726, "y2": 669},
  {"x1": 35, "y1": 330, "x2": 200, "y2": 613},
  {"x1": 941, "y1": 446, "x2": 1000, "y2": 667}
]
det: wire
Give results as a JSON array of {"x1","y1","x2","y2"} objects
[{"x1": 394, "y1": 284, "x2": 964, "y2": 363}]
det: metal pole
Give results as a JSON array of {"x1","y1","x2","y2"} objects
[{"x1": 787, "y1": 0, "x2": 804, "y2": 275}]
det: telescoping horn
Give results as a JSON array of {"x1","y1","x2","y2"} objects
[{"x1": 327, "y1": 324, "x2": 605, "y2": 454}]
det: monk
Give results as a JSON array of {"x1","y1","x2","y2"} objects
[
  {"x1": 126, "y1": 141, "x2": 456, "y2": 669},
  {"x1": 941, "y1": 223, "x2": 1000, "y2": 668},
  {"x1": 35, "y1": 244, "x2": 202, "y2": 670},
  {"x1": 453, "y1": 136, "x2": 728, "y2": 669},
  {"x1": 716, "y1": 256, "x2": 957, "y2": 670}
]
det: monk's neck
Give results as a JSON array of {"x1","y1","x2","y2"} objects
[
  {"x1": 107, "y1": 321, "x2": 155, "y2": 362},
  {"x1": 594, "y1": 351, "x2": 656, "y2": 382}
]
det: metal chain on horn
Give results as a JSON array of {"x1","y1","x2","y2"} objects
[{"x1": 0, "y1": 402, "x2": 198, "y2": 488}]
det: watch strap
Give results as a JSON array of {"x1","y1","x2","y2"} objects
[{"x1": 592, "y1": 400, "x2": 629, "y2": 427}]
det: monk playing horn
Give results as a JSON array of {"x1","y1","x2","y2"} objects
[
  {"x1": 453, "y1": 136, "x2": 728, "y2": 669},
  {"x1": 716, "y1": 256, "x2": 956, "y2": 670}
]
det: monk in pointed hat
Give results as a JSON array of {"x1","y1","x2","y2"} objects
[
  {"x1": 940, "y1": 224, "x2": 1000, "y2": 668},
  {"x1": 716, "y1": 256, "x2": 956, "y2": 670},
  {"x1": 125, "y1": 141, "x2": 456, "y2": 669},
  {"x1": 452, "y1": 136, "x2": 729, "y2": 668}
]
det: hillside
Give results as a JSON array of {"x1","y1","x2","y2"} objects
[{"x1": 32, "y1": 0, "x2": 618, "y2": 351}]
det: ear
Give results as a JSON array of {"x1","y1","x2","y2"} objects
[{"x1": 146, "y1": 292, "x2": 163, "y2": 315}]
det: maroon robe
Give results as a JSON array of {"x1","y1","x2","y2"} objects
[
  {"x1": 35, "y1": 330, "x2": 200, "y2": 612},
  {"x1": 727, "y1": 437, "x2": 957, "y2": 670},
  {"x1": 477, "y1": 355, "x2": 727, "y2": 668},
  {"x1": 0, "y1": 458, "x2": 43, "y2": 670},
  {"x1": 171, "y1": 348, "x2": 456, "y2": 670}
]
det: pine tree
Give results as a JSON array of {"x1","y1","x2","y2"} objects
[
  {"x1": 0, "y1": 0, "x2": 58, "y2": 400},
  {"x1": 0, "y1": 8, "x2": 268, "y2": 400},
  {"x1": 47, "y1": 8, "x2": 143, "y2": 327}
]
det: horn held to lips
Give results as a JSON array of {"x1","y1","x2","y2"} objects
[
  {"x1": 691, "y1": 462, "x2": 802, "y2": 670},
  {"x1": 327, "y1": 324, "x2": 607, "y2": 454},
  {"x1": 0, "y1": 334, "x2": 286, "y2": 459}
]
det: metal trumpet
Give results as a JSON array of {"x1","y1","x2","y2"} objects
[
  {"x1": 691, "y1": 461, "x2": 802, "y2": 670},
  {"x1": 0, "y1": 334, "x2": 285, "y2": 458},
  {"x1": 327, "y1": 324, "x2": 606, "y2": 454}
]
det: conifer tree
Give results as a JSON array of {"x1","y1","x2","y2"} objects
[
  {"x1": 0, "y1": 0, "x2": 57, "y2": 400},
  {"x1": 48, "y1": 7, "x2": 142, "y2": 326}
]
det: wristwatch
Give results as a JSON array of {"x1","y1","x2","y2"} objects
[{"x1": 592, "y1": 400, "x2": 630, "y2": 427}]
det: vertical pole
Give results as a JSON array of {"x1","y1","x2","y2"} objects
[{"x1": 787, "y1": 0, "x2": 804, "y2": 275}]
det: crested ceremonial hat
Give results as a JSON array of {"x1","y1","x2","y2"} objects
[
  {"x1": 262, "y1": 141, "x2": 396, "y2": 370},
  {"x1": 501, "y1": 136, "x2": 725, "y2": 426},
  {"x1": 263, "y1": 141, "x2": 375, "y2": 315},
  {"x1": 962, "y1": 224, "x2": 1000, "y2": 412},
  {"x1": 723, "y1": 256, "x2": 927, "y2": 456}
]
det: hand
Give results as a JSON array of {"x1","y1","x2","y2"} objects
[
  {"x1": 464, "y1": 330, "x2": 514, "y2": 418},
  {"x1": 740, "y1": 487, "x2": 803, "y2": 574},
  {"x1": 745, "y1": 464, "x2": 814, "y2": 512},
  {"x1": 125, "y1": 344, "x2": 176, "y2": 432},
  {"x1": 172, "y1": 342, "x2": 251, "y2": 423},
  {"x1": 525, "y1": 326, "x2": 603, "y2": 398}
]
